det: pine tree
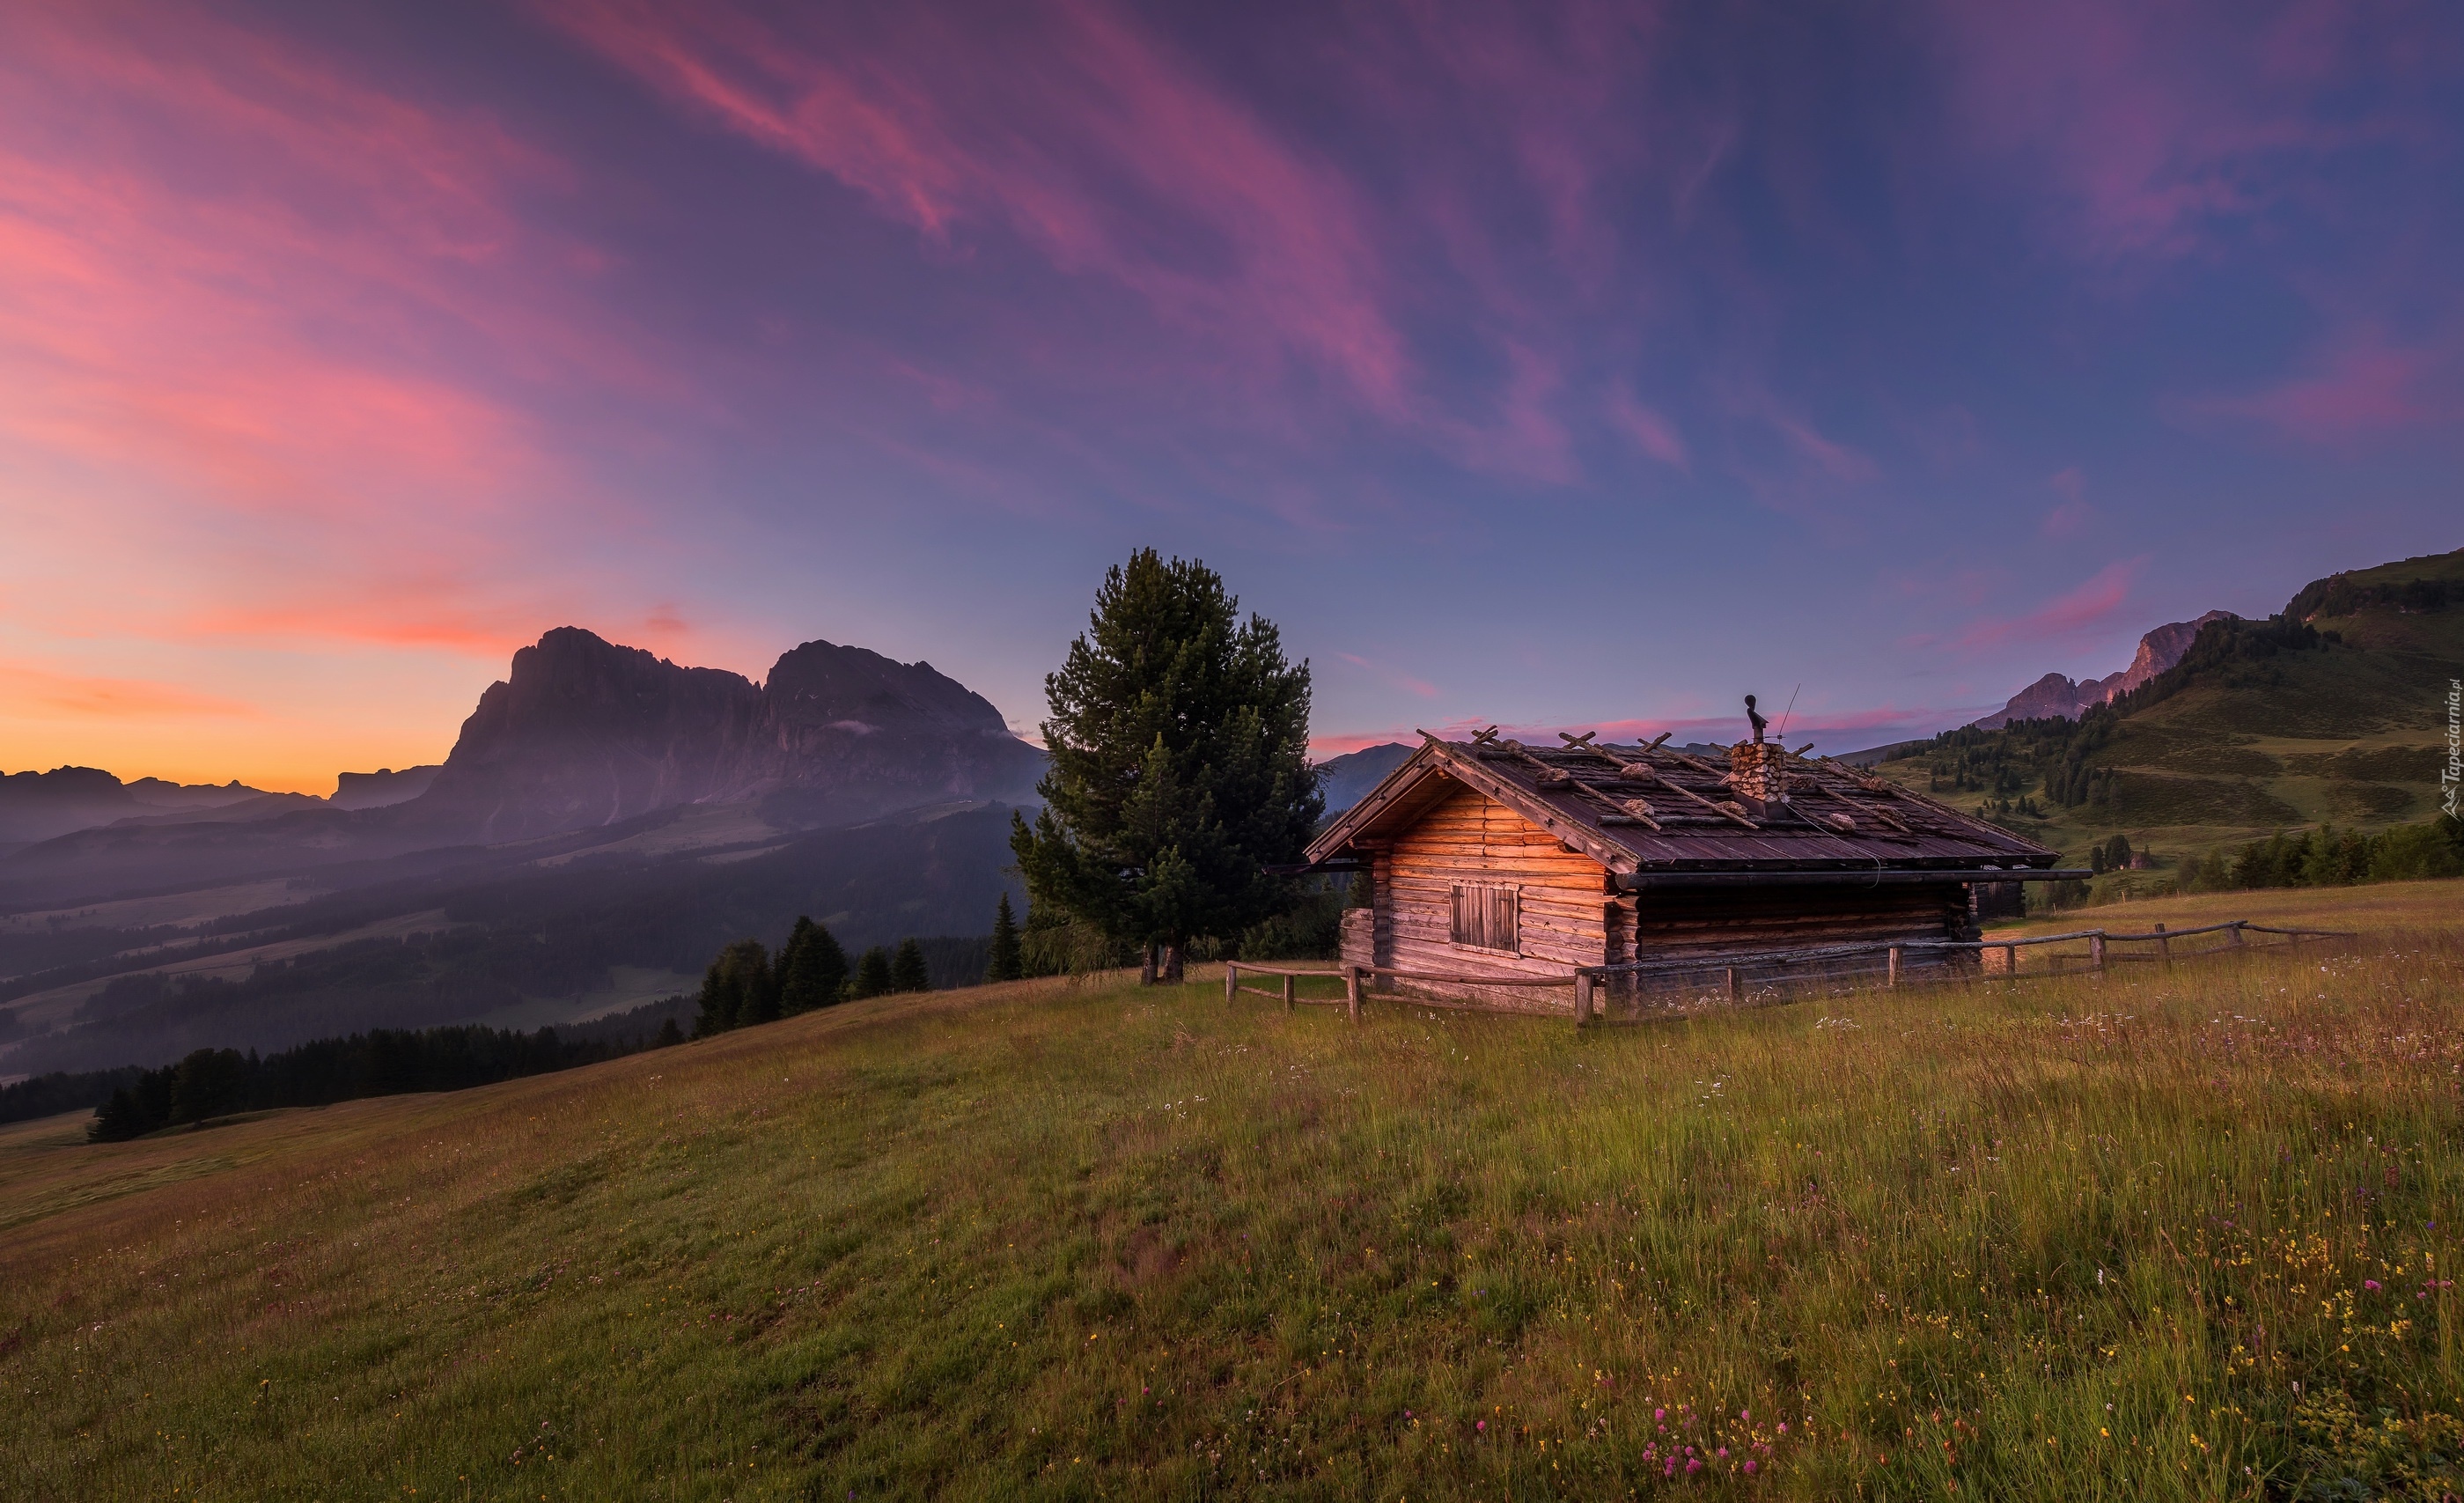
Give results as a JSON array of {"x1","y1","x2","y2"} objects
[
  {"x1": 892, "y1": 938, "x2": 931, "y2": 993},
  {"x1": 777, "y1": 917, "x2": 850, "y2": 1013},
  {"x1": 653, "y1": 1017, "x2": 685, "y2": 1048},
  {"x1": 692, "y1": 939, "x2": 775, "y2": 1036},
  {"x1": 1011, "y1": 549, "x2": 1320, "y2": 984},
  {"x1": 88, "y1": 1087, "x2": 149, "y2": 1143},
  {"x1": 986, "y1": 895, "x2": 1024, "y2": 984},
  {"x1": 168, "y1": 1048, "x2": 250, "y2": 1126},
  {"x1": 853, "y1": 946, "x2": 894, "y2": 998}
]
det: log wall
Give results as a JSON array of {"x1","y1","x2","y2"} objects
[
  {"x1": 1625, "y1": 883, "x2": 1970, "y2": 961},
  {"x1": 1374, "y1": 782, "x2": 1608, "y2": 1010}
]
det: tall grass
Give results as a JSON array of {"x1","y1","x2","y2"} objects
[{"x1": 3, "y1": 926, "x2": 2461, "y2": 1499}]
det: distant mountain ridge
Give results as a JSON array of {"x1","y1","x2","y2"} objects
[
  {"x1": 1972, "y1": 610, "x2": 2238, "y2": 729},
  {"x1": 0, "y1": 628, "x2": 1047, "y2": 907},
  {"x1": 331, "y1": 766, "x2": 440, "y2": 810},
  {"x1": 419, "y1": 628, "x2": 1045, "y2": 842},
  {"x1": 0, "y1": 769, "x2": 277, "y2": 852}
]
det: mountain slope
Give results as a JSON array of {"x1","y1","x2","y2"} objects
[
  {"x1": 1872, "y1": 546, "x2": 2464, "y2": 882},
  {"x1": 1971, "y1": 610, "x2": 2236, "y2": 728},
  {"x1": 1313, "y1": 742, "x2": 1414, "y2": 815}
]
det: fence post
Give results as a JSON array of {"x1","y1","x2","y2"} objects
[
  {"x1": 2227, "y1": 923, "x2": 2244, "y2": 947},
  {"x1": 2155, "y1": 922, "x2": 2171, "y2": 968},
  {"x1": 1725, "y1": 967, "x2": 1741, "y2": 1003},
  {"x1": 2002, "y1": 944, "x2": 2016, "y2": 976},
  {"x1": 1283, "y1": 973, "x2": 1295, "y2": 1011},
  {"x1": 1887, "y1": 946, "x2": 1903, "y2": 988},
  {"x1": 1574, "y1": 972, "x2": 1595, "y2": 1028},
  {"x1": 1346, "y1": 966, "x2": 1362, "y2": 1024},
  {"x1": 1224, "y1": 962, "x2": 1236, "y2": 1004},
  {"x1": 2089, "y1": 932, "x2": 2107, "y2": 972}
]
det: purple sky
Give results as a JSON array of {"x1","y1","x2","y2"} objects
[{"x1": 3, "y1": 0, "x2": 2460, "y2": 789}]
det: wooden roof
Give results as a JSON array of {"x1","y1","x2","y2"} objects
[{"x1": 1306, "y1": 732, "x2": 2061, "y2": 877}]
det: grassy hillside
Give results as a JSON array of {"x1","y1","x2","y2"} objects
[
  {"x1": 1871, "y1": 548, "x2": 2464, "y2": 895},
  {"x1": 4, "y1": 888, "x2": 2463, "y2": 1499}
]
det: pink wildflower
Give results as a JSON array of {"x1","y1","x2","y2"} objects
[
  {"x1": 1655, "y1": 1407, "x2": 1666, "y2": 1421},
  {"x1": 1476, "y1": 1420, "x2": 1485, "y2": 1432},
  {"x1": 2366, "y1": 1279, "x2": 2382, "y2": 1291},
  {"x1": 1745, "y1": 1459, "x2": 1758, "y2": 1475}
]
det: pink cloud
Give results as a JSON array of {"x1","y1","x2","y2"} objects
[
  {"x1": 1332, "y1": 652, "x2": 1439, "y2": 701},
  {"x1": 1954, "y1": 556, "x2": 2149, "y2": 652},
  {"x1": 0, "y1": 661, "x2": 259, "y2": 720},
  {"x1": 1605, "y1": 384, "x2": 1690, "y2": 471},
  {"x1": 1929, "y1": 0, "x2": 2424, "y2": 261},
  {"x1": 2186, "y1": 338, "x2": 2456, "y2": 443},
  {"x1": 1769, "y1": 409, "x2": 1879, "y2": 483},
  {"x1": 544, "y1": 0, "x2": 1411, "y2": 417},
  {"x1": 2041, "y1": 468, "x2": 2094, "y2": 536},
  {"x1": 0, "y1": 2, "x2": 680, "y2": 676}
]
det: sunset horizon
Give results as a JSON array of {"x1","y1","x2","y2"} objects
[{"x1": 5, "y1": 1, "x2": 2460, "y2": 788}]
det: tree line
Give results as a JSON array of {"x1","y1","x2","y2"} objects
[
  {"x1": 85, "y1": 1011, "x2": 686, "y2": 1142},
  {"x1": 690, "y1": 918, "x2": 939, "y2": 1036},
  {"x1": 2180, "y1": 814, "x2": 2464, "y2": 892}
]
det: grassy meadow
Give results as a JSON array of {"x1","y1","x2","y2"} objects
[{"x1": 5, "y1": 889, "x2": 2464, "y2": 1499}]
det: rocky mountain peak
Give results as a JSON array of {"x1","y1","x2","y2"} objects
[
  {"x1": 406, "y1": 627, "x2": 1042, "y2": 842},
  {"x1": 761, "y1": 639, "x2": 1010, "y2": 736},
  {"x1": 1971, "y1": 610, "x2": 2241, "y2": 729}
]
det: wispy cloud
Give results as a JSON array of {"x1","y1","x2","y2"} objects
[
  {"x1": 1605, "y1": 384, "x2": 1690, "y2": 471},
  {"x1": 1927, "y1": 0, "x2": 2429, "y2": 262},
  {"x1": 2182, "y1": 336, "x2": 2458, "y2": 443},
  {"x1": 1331, "y1": 651, "x2": 1439, "y2": 700},
  {"x1": 0, "y1": 1, "x2": 660, "y2": 666},
  {"x1": 1938, "y1": 556, "x2": 2150, "y2": 652},
  {"x1": 544, "y1": 0, "x2": 1412, "y2": 416},
  {"x1": 0, "y1": 661, "x2": 259, "y2": 719},
  {"x1": 2041, "y1": 468, "x2": 2094, "y2": 537}
]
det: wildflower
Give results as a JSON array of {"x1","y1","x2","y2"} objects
[
  {"x1": 1777, "y1": 1422, "x2": 1788, "y2": 1433},
  {"x1": 1688, "y1": 1457, "x2": 1703, "y2": 1472},
  {"x1": 1744, "y1": 1459, "x2": 1757, "y2": 1475},
  {"x1": 2366, "y1": 1280, "x2": 2382, "y2": 1291},
  {"x1": 1476, "y1": 1421, "x2": 1485, "y2": 1433},
  {"x1": 1655, "y1": 1407, "x2": 1666, "y2": 1421}
]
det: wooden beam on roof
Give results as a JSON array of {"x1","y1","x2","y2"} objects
[{"x1": 1415, "y1": 739, "x2": 1638, "y2": 874}]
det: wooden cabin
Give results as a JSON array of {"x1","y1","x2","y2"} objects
[{"x1": 1306, "y1": 728, "x2": 2069, "y2": 1008}]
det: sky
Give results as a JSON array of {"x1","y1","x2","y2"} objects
[{"x1": 2, "y1": 0, "x2": 2460, "y2": 792}]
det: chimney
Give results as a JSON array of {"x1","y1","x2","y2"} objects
[{"x1": 1727, "y1": 740, "x2": 1784, "y2": 804}]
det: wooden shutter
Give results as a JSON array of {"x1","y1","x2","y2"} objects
[{"x1": 1449, "y1": 883, "x2": 1519, "y2": 954}]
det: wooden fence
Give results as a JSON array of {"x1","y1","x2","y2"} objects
[{"x1": 1221, "y1": 918, "x2": 2354, "y2": 1030}]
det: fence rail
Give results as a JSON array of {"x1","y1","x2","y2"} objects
[{"x1": 1219, "y1": 917, "x2": 2356, "y2": 1029}]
